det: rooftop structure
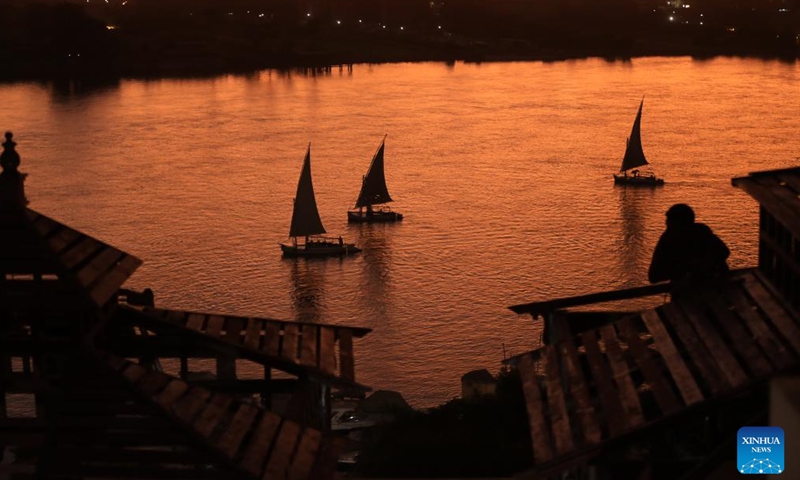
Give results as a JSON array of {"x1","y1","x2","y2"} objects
[
  {"x1": 507, "y1": 166, "x2": 800, "y2": 479},
  {"x1": 0, "y1": 132, "x2": 370, "y2": 479}
]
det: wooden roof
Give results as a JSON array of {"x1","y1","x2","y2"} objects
[
  {"x1": 104, "y1": 353, "x2": 342, "y2": 480},
  {"x1": 507, "y1": 269, "x2": 800, "y2": 477},
  {"x1": 0, "y1": 208, "x2": 142, "y2": 307},
  {"x1": 732, "y1": 166, "x2": 800, "y2": 239},
  {"x1": 124, "y1": 306, "x2": 372, "y2": 390}
]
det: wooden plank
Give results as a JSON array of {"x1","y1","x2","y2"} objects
[
  {"x1": 287, "y1": 428, "x2": 322, "y2": 480},
  {"x1": 509, "y1": 283, "x2": 672, "y2": 315},
  {"x1": 165, "y1": 310, "x2": 189, "y2": 327},
  {"x1": 735, "y1": 178, "x2": 800, "y2": 240},
  {"x1": 306, "y1": 436, "x2": 346, "y2": 480},
  {"x1": 185, "y1": 313, "x2": 206, "y2": 332},
  {"x1": 31, "y1": 214, "x2": 61, "y2": 237},
  {"x1": 752, "y1": 175, "x2": 800, "y2": 223},
  {"x1": 599, "y1": 325, "x2": 645, "y2": 427},
  {"x1": 617, "y1": 317, "x2": 681, "y2": 415},
  {"x1": 299, "y1": 325, "x2": 318, "y2": 368},
  {"x1": 89, "y1": 255, "x2": 142, "y2": 305},
  {"x1": 205, "y1": 315, "x2": 225, "y2": 338},
  {"x1": 156, "y1": 381, "x2": 190, "y2": 410},
  {"x1": 724, "y1": 282, "x2": 795, "y2": 370},
  {"x1": 137, "y1": 371, "x2": 172, "y2": 397},
  {"x1": 173, "y1": 388, "x2": 212, "y2": 424},
  {"x1": 217, "y1": 404, "x2": 259, "y2": 457},
  {"x1": 239, "y1": 412, "x2": 282, "y2": 476},
  {"x1": 263, "y1": 322, "x2": 282, "y2": 357},
  {"x1": 282, "y1": 324, "x2": 300, "y2": 362},
  {"x1": 244, "y1": 318, "x2": 263, "y2": 350},
  {"x1": 75, "y1": 247, "x2": 124, "y2": 288},
  {"x1": 579, "y1": 329, "x2": 627, "y2": 436},
  {"x1": 542, "y1": 344, "x2": 574, "y2": 454},
  {"x1": 659, "y1": 303, "x2": 729, "y2": 395},
  {"x1": 559, "y1": 337, "x2": 601, "y2": 444},
  {"x1": 705, "y1": 293, "x2": 773, "y2": 378},
  {"x1": 338, "y1": 329, "x2": 354, "y2": 381},
  {"x1": 639, "y1": 310, "x2": 703, "y2": 406},
  {"x1": 673, "y1": 298, "x2": 749, "y2": 388},
  {"x1": 518, "y1": 353, "x2": 554, "y2": 463},
  {"x1": 194, "y1": 394, "x2": 233, "y2": 438},
  {"x1": 61, "y1": 237, "x2": 103, "y2": 270},
  {"x1": 106, "y1": 355, "x2": 127, "y2": 372},
  {"x1": 318, "y1": 327, "x2": 336, "y2": 375},
  {"x1": 776, "y1": 171, "x2": 800, "y2": 193},
  {"x1": 223, "y1": 317, "x2": 247, "y2": 345},
  {"x1": 121, "y1": 364, "x2": 147, "y2": 384},
  {"x1": 744, "y1": 273, "x2": 800, "y2": 355},
  {"x1": 47, "y1": 226, "x2": 81, "y2": 253},
  {"x1": 262, "y1": 419, "x2": 302, "y2": 480}
]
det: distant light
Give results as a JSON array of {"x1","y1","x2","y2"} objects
[
  {"x1": 669, "y1": 16, "x2": 674, "y2": 21},
  {"x1": 400, "y1": 26, "x2": 404, "y2": 30},
  {"x1": 106, "y1": 25, "x2": 117, "y2": 30},
  {"x1": 382, "y1": 25, "x2": 386, "y2": 29},
  {"x1": 700, "y1": 21, "x2": 703, "y2": 25},
  {"x1": 700, "y1": 13, "x2": 703, "y2": 16},
  {"x1": 259, "y1": 13, "x2": 264, "y2": 17},
  {"x1": 727, "y1": 27, "x2": 735, "y2": 32},
  {"x1": 228, "y1": 12, "x2": 233, "y2": 15},
  {"x1": 359, "y1": 19, "x2": 362, "y2": 23},
  {"x1": 122, "y1": 0, "x2": 127, "y2": 4},
  {"x1": 307, "y1": 12, "x2": 311, "y2": 17},
  {"x1": 336, "y1": 20, "x2": 341, "y2": 25},
  {"x1": 438, "y1": 25, "x2": 442, "y2": 29}
]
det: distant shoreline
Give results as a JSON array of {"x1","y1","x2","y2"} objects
[{"x1": 2, "y1": 45, "x2": 797, "y2": 83}]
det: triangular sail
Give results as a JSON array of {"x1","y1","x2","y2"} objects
[
  {"x1": 289, "y1": 145, "x2": 326, "y2": 238},
  {"x1": 355, "y1": 136, "x2": 393, "y2": 208},
  {"x1": 619, "y1": 99, "x2": 649, "y2": 172}
]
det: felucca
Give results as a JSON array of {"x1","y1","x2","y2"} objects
[
  {"x1": 347, "y1": 135, "x2": 403, "y2": 222},
  {"x1": 281, "y1": 144, "x2": 361, "y2": 257},
  {"x1": 613, "y1": 98, "x2": 664, "y2": 186}
]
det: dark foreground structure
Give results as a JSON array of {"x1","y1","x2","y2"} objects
[
  {"x1": 508, "y1": 166, "x2": 800, "y2": 479},
  {"x1": 0, "y1": 133, "x2": 371, "y2": 479}
]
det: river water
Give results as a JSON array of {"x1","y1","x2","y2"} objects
[{"x1": 3, "y1": 57, "x2": 799, "y2": 407}]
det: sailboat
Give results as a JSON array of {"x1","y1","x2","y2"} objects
[
  {"x1": 281, "y1": 144, "x2": 361, "y2": 257},
  {"x1": 613, "y1": 98, "x2": 664, "y2": 186},
  {"x1": 347, "y1": 135, "x2": 403, "y2": 223}
]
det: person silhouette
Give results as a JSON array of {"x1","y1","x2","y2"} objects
[{"x1": 648, "y1": 203, "x2": 730, "y2": 284}]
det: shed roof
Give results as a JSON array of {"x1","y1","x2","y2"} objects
[
  {"x1": 507, "y1": 269, "x2": 800, "y2": 477},
  {"x1": 732, "y1": 166, "x2": 800, "y2": 239}
]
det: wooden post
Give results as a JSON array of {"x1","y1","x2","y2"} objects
[{"x1": 262, "y1": 366, "x2": 272, "y2": 409}]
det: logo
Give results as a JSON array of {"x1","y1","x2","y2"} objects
[{"x1": 738, "y1": 426, "x2": 784, "y2": 474}]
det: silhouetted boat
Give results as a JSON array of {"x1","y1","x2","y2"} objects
[
  {"x1": 613, "y1": 98, "x2": 664, "y2": 186},
  {"x1": 347, "y1": 135, "x2": 403, "y2": 223},
  {"x1": 282, "y1": 145, "x2": 361, "y2": 257}
]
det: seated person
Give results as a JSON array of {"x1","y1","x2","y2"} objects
[{"x1": 648, "y1": 203, "x2": 730, "y2": 284}]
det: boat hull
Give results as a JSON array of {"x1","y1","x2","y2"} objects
[
  {"x1": 281, "y1": 242, "x2": 361, "y2": 257},
  {"x1": 347, "y1": 210, "x2": 404, "y2": 223},
  {"x1": 613, "y1": 174, "x2": 664, "y2": 186}
]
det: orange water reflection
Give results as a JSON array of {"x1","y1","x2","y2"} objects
[{"x1": 3, "y1": 57, "x2": 798, "y2": 407}]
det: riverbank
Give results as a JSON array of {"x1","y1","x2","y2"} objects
[{"x1": 1, "y1": 24, "x2": 797, "y2": 82}]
